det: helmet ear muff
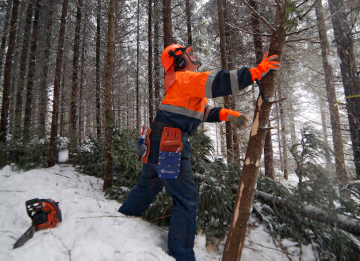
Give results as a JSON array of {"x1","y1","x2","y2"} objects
[
  {"x1": 168, "y1": 50, "x2": 187, "y2": 70},
  {"x1": 174, "y1": 56, "x2": 187, "y2": 69}
]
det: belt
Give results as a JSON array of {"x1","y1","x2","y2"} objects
[{"x1": 150, "y1": 121, "x2": 190, "y2": 140}]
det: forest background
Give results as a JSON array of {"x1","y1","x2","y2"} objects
[{"x1": 0, "y1": 0, "x2": 359, "y2": 260}]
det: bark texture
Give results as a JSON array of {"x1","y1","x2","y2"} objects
[
  {"x1": 38, "y1": 0, "x2": 54, "y2": 138},
  {"x1": 0, "y1": 0, "x2": 11, "y2": 82},
  {"x1": 14, "y1": 0, "x2": 33, "y2": 139},
  {"x1": 250, "y1": 0, "x2": 275, "y2": 180},
  {"x1": 185, "y1": 0, "x2": 192, "y2": 45},
  {"x1": 70, "y1": 0, "x2": 83, "y2": 142},
  {"x1": 217, "y1": 0, "x2": 233, "y2": 163},
  {"x1": 148, "y1": 0, "x2": 154, "y2": 124},
  {"x1": 48, "y1": 0, "x2": 69, "y2": 167},
  {"x1": 23, "y1": 0, "x2": 41, "y2": 140},
  {"x1": 162, "y1": 0, "x2": 172, "y2": 48},
  {"x1": 103, "y1": 0, "x2": 116, "y2": 190},
  {"x1": 222, "y1": 5, "x2": 287, "y2": 260},
  {"x1": 328, "y1": 0, "x2": 360, "y2": 180},
  {"x1": 96, "y1": 0, "x2": 102, "y2": 139},
  {"x1": 153, "y1": 0, "x2": 161, "y2": 110},
  {"x1": 0, "y1": 0, "x2": 20, "y2": 143}
]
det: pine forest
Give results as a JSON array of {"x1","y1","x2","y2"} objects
[{"x1": 0, "y1": 0, "x2": 360, "y2": 260}]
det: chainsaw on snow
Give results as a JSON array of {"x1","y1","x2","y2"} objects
[{"x1": 13, "y1": 198, "x2": 62, "y2": 249}]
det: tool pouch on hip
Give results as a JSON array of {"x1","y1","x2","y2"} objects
[
  {"x1": 158, "y1": 127, "x2": 183, "y2": 179},
  {"x1": 141, "y1": 129, "x2": 151, "y2": 164}
]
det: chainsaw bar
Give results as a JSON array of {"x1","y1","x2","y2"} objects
[{"x1": 13, "y1": 224, "x2": 36, "y2": 249}]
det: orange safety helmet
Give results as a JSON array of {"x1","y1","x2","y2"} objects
[{"x1": 161, "y1": 44, "x2": 185, "y2": 72}]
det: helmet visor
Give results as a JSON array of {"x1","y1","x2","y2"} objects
[{"x1": 184, "y1": 45, "x2": 201, "y2": 66}]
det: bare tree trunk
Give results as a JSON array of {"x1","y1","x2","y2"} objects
[
  {"x1": 162, "y1": 0, "x2": 172, "y2": 48},
  {"x1": 275, "y1": 97, "x2": 283, "y2": 172},
  {"x1": 278, "y1": 83, "x2": 288, "y2": 180},
  {"x1": 0, "y1": 0, "x2": 20, "y2": 143},
  {"x1": 38, "y1": 0, "x2": 54, "y2": 138},
  {"x1": 70, "y1": 0, "x2": 83, "y2": 145},
  {"x1": 59, "y1": 61, "x2": 66, "y2": 137},
  {"x1": 316, "y1": 0, "x2": 347, "y2": 182},
  {"x1": 96, "y1": 0, "x2": 101, "y2": 140},
  {"x1": 249, "y1": 0, "x2": 274, "y2": 179},
  {"x1": 185, "y1": 0, "x2": 192, "y2": 45},
  {"x1": 217, "y1": 0, "x2": 233, "y2": 163},
  {"x1": 103, "y1": 0, "x2": 116, "y2": 190},
  {"x1": 14, "y1": 1, "x2": 33, "y2": 139},
  {"x1": 23, "y1": 0, "x2": 41, "y2": 140},
  {"x1": 320, "y1": 97, "x2": 330, "y2": 169},
  {"x1": 0, "y1": 0, "x2": 11, "y2": 82},
  {"x1": 222, "y1": 4, "x2": 287, "y2": 260},
  {"x1": 136, "y1": 0, "x2": 140, "y2": 133},
  {"x1": 48, "y1": 0, "x2": 69, "y2": 167},
  {"x1": 264, "y1": 122, "x2": 275, "y2": 180},
  {"x1": 288, "y1": 99, "x2": 296, "y2": 143},
  {"x1": 78, "y1": 12, "x2": 87, "y2": 144},
  {"x1": 153, "y1": 0, "x2": 161, "y2": 110},
  {"x1": 148, "y1": 0, "x2": 154, "y2": 125},
  {"x1": 328, "y1": 0, "x2": 360, "y2": 180}
]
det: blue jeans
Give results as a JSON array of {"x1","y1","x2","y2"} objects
[{"x1": 119, "y1": 137, "x2": 199, "y2": 261}]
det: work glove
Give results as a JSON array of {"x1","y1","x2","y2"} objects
[
  {"x1": 227, "y1": 114, "x2": 250, "y2": 130},
  {"x1": 219, "y1": 109, "x2": 250, "y2": 130},
  {"x1": 249, "y1": 51, "x2": 280, "y2": 82}
]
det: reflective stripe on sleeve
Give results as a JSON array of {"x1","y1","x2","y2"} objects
[
  {"x1": 230, "y1": 69, "x2": 239, "y2": 94},
  {"x1": 205, "y1": 71, "x2": 217, "y2": 98},
  {"x1": 203, "y1": 104, "x2": 213, "y2": 121},
  {"x1": 160, "y1": 104, "x2": 204, "y2": 121}
]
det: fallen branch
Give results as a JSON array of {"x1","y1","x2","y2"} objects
[
  {"x1": 254, "y1": 191, "x2": 360, "y2": 236},
  {"x1": 75, "y1": 215, "x2": 142, "y2": 219}
]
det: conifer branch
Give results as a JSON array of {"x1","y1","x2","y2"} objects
[{"x1": 241, "y1": 0, "x2": 276, "y2": 32}]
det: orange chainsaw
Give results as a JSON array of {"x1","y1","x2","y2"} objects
[{"x1": 13, "y1": 198, "x2": 62, "y2": 249}]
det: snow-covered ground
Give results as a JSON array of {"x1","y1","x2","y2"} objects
[{"x1": 0, "y1": 164, "x2": 315, "y2": 260}]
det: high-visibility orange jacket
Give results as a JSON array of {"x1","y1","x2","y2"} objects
[{"x1": 154, "y1": 67, "x2": 253, "y2": 135}]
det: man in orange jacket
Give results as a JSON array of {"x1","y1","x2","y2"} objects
[{"x1": 119, "y1": 44, "x2": 280, "y2": 261}]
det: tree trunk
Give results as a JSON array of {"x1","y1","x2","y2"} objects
[
  {"x1": 153, "y1": 0, "x2": 161, "y2": 110},
  {"x1": 217, "y1": 0, "x2": 233, "y2": 163},
  {"x1": 48, "y1": 0, "x2": 69, "y2": 167},
  {"x1": 78, "y1": 11, "x2": 87, "y2": 144},
  {"x1": 136, "y1": 0, "x2": 140, "y2": 133},
  {"x1": 0, "y1": 0, "x2": 11, "y2": 82},
  {"x1": 328, "y1": 0, "x2": 360, "y2": 180},
  {"x1": 278, "y1": 83, "x2": 288, "y2": 180},
  {"x1": 38, "y1": 0, "x2": 54, "y2": 138},
  {"x1": 14, "y1": 1, "x2": 33, "y2": 139},
  {"x1": 0, "y1": 0, "x2": 20, "y2": 143},
  {"x1": 264, "y1": 124, "x2": 275, "y2": 180},
  {"x1": 185, "y1": 0, "x2": 192, "y2": 45},
  {"x1": 316, "y1": 0, "x2": 347, "y2": 182},
  {"x1": 148, "y1": 0, "x2": 154, "y2": 125},
  {"x1": 70, "y1": 0, "x2": 83, "y2": 145},
  {"x1": 319, "y1": 97, "x2": 331, "y2": 169},
  {"x1": 222, "y1": 4, "x2": 287, "y2": 260},
  {"x1": 162, "y1": 0, "x2": 172, "y2": 48},
  {"x1": 250, "y1": 0, "x2": 274, "y2": 179},
  {"x1": 275, "y1": 98, "x2": 283, "y2": 172},
  {"x1": 23, "y1": 0, "x2": 41, "y2": 140},
  {"x1": 59, "y1": 61, "x2": 66, "y2": 137},
  {"x1": 288, "y1": 100, "x2": 296, "y2": 143},
  {"x1": 96, "y1": 0, "x2": 101, "y2": 140},
  {"x1": 103, "y1": 0, "x2": 116, "y2": 190}
]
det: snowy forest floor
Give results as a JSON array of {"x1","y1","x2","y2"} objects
[{"x1": 0, "y1": 164, "x2": 317, "y2": 261}]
